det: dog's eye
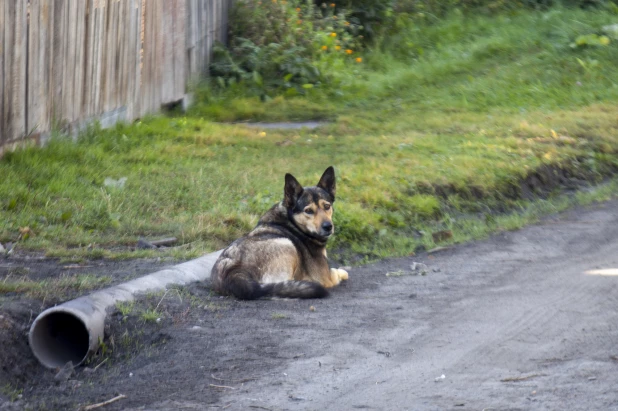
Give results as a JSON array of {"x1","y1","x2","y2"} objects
[
  {"x1": 323, "y1": 203, "x2": 331, "y2": 210},
  {"x1": 304, "y1": 208, "x2": 314, "y2": 215}
]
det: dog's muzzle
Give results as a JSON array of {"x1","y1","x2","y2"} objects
[{"x1": 321, "y1": 221, "x2": 334, "y2": 237}]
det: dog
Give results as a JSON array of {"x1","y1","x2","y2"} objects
[{"x1": 211, "y1": 166, "x2": 348, "y2": 300}]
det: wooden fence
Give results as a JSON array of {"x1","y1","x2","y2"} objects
[{"x1": 0, "y1": 0, "x2": 229, "y2": 153}]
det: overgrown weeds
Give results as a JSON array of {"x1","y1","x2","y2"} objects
[{"x1": 0, "y1": 273, "x2": 112, "y2": 303}]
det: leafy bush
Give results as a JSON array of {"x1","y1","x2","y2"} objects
[{"x1": 209, "y1": 0, "x2": 364, "y2": 96}]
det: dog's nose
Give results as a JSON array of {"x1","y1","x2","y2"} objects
[{"x1": 322, "y1": 222, "x2": 333, "y2": 232}]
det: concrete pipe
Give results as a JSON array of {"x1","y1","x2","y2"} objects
[{"x1": 29, "y1": 250, "x2": 222, "y2": 369}]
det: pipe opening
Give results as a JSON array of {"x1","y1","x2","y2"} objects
[{"x1": 30, "y1": 311, "x2": 90, "y2": 368}]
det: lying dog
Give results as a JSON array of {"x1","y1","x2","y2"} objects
[{"x1": 211, "y1": 166, "x2": 348, "y2": 299}]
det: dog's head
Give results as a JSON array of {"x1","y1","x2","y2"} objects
[{"x1": 283, "y1": 166, "x2": 336, "y2": 241}]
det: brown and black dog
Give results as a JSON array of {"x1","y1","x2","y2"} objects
[{"x1": 211, "y1": 166, "x2": 348, "y2": 299}]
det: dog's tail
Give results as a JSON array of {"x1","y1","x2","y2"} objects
[
  {"x1": 221, "y1": 271, "x2": 328, "y2": 300},
  {"x1": 261, "y1": 281, "x2": 329, "y2": 299}
]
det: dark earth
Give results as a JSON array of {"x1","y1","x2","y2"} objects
[{"x1": 1, "y1": 198, "x2": 618, "y2": 410}]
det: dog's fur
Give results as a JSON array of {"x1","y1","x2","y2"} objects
[{"x1": 211, "y1": 166, "x2": 348, "y2": 300}]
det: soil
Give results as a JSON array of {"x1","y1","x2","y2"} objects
[{"x1": 2, "y1": 198, "x2": 618, "y2": 410}]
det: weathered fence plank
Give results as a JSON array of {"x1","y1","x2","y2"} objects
[
  {"x1": 1, "y1": 0, "x2": 229, "y2": 152},
  {"x1": 1, "y1": 1, "x2": 27, "y2": 147},
  {"x1": 1, "y1": 2, "x2": 5, "y2": 143}
]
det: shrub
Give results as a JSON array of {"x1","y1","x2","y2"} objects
[{"x1": 209, "y1": 0, "x2": 364, "y2": 96}]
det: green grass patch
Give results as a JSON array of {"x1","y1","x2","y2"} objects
[
  {"x1": 0, "y1": 273, "x2": 112, "y2": 302},
  {"x1": 1, "y1": 7, "x2": 617, "y2": 263}
]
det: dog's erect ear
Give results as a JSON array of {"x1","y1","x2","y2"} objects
[
  {"x1": 284, "y1": 173, "x2": 304, "y2": 209},
  {"x1": 317, "y1": 166, "x2": 336, "y2": 201}
]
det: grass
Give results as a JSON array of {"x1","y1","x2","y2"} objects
[
  {"x1": 140, "y1": 309, "x2": 160, "y2": 323},
  {"x1": 1, "y1": 7, "x2": 617, "y2": 263},
  {"x1": 1, "y1": 384, "x2": 22, "y2": 402},
  {"x1": 0, "y1": 273, "x2": 112, "y2": 302}
]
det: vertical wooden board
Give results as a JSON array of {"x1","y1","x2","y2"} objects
[
  {"x1": 99, "y1": 0, "x2": 109, "y2": 114},
  {"x1": 174, "y1": 0, "x2": 186, "y2": 95},
  {"x1": 160, "y1": 0, "x2": 171, "y2": 103},
  {"x1": 118, "y1": 0, "x2": 129, "y2": 110},
  {"x1": 51, "y1": 0, "x2": 66, "y2": 128},
  {"x1": 3, "y1": 0, "x2": 14, "y2": 140},
  {"x1": 168, "y1": 0, "x2": 181, "y2": 101},
  {"x1": 185, "y1": 0, "x2": 191, "y2": 80},
  {"x1": 142, "y1": 0, "x2": 150, "y2": 116},
  {"x1": 126, "y1": 0, "x2": 141, "y2": 119},
  {"x1": 106, "y1": 0, "x2": 119, "y2": 113},
  {"x1": 153, "y1": 0, "x2": 162, "y2": 110},
  {"x1": 85, "y1": 0, "x2": 96, "y2": 117},
  {"x1": 146, "y1": 0, "x2": 158, "y2": 114},
  {"x1": 72, "y1": 0, "x2": 86, "y2": 124},
  {"x1": 64, "y1": 0, "x2": 77, "y2": 124},
  {"x1": 3, "y1": 0, "x2": 27, "y2": 142},
  {"x1": 91, "y1": 1, "x2": 102, "y2": 116},
  {"x1": 140, "y1": 0, "x2": 150, "y2": 116},
  {"x1": 112, "y1": 0, "x2": 121, "y2": 111},
  {"x1": 101, "y1": 0, "x2": 110, "y2": 113},
  {"x1": 27, "y1": 0, "x2": 46, "y2": 135},
  {"x1": 1, "y1": 0, "x2": 5, "y2": 143}
]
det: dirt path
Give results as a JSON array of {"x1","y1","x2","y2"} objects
[
  {"x1": 3, "y1": 199, "x2": 618, "y2": 410},
  {"x1": 211, "y1": 199, "x2": 618, "y2": 411}
]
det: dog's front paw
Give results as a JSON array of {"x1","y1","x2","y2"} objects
[
  {"x1": 337, "y1": 268, "x2": 349, "y2": 281},
  {"x1": 331, "y1": 268, "x2": 349, "y2": 282}
]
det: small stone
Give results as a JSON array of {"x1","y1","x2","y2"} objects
[
  {"x1": 432, "y1": 267, "x2": 441, "y2": 273},
  {"x1": 410, "y1": 262, "x2": 428, "y2": 275},
  {"x1": 191, "y1": 325, "x2": 202, "y2": 330},
  {"x1": 82, "y1": 367, "x2": 96, "y2": 374},
  {"x1": 54, "y1": 361, "x2": 74, "y2": 382},
  {"x1": 129, "y1": 372, "x2": 134, "y2": 377},
  {"x1": 309, "y1": 306, "x2": 316, "y2": 312},
  {"x1": 0, "y1": 243, "x2": 4, "y2": 253}
]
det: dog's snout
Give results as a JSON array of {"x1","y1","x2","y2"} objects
[{"x1": 322, "y1": 221, "x2": 333, "y2": 232}]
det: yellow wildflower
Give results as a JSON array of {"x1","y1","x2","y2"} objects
[
  {"x1": 335, "y1": 45, "x2": 341, "y2": 51},
  {"x1": 355, "y1": 57, "x2": 362, "y2": 63},
  {"x1": 345, "y1": 49, "x2": 353, "y2": 54},
  {"x1": 330, "y1": 32, "x2": 337, "y2": 37},
  {"x1": 330, "y1": 3, "x2": 336, "y2": 7},
  {"x1": 321, "y1": 45, "x2": 328, "y2": 51}
]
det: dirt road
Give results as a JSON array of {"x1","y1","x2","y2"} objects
[
  {"x1": 3, "y1": 199, "x2": 618, "y2": 410},
  {"x1": 200, "y1": 199, "x2": 618, "y2": 411}
]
